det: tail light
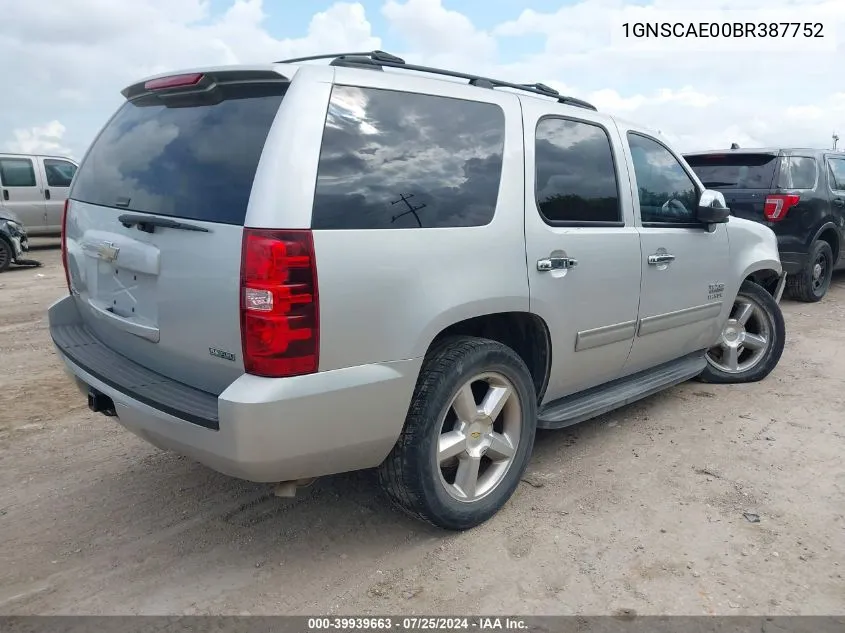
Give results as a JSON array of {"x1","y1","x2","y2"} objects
[
  {"x1": 240, "y1": 229, "x2": 319, "y2": 378},
  {"x1": 61, "y1": 199, "x2": 71, "y2": 292},
  {"x1": 764, "y1": 194, "x2": 800, "y2": 221}
]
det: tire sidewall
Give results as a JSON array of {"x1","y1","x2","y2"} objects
[
  {"x1": 0, "y1": 238, "x2": 12, "y2": 272},
  {"x1": 808, "y1": 240, "x2": 834, "y2": 299},
  {"x1": 415, "y1": 344, "x2": 537, "y2": 528}
]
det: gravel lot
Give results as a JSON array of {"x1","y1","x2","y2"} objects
[{"x1": 0, "y1": 242, "x2": 843, "y2": 616}]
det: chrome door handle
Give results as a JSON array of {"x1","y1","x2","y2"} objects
[
  {"x1": 537, "y1": 257, "x2": 578, "y2": 271},
  {"x1": 648, "y1": 253, "x2": 676, "y2": 265}
]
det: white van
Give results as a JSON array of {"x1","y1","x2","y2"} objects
[{"x1": 0, "y1": 153, "x2": 78, "y2": 236}]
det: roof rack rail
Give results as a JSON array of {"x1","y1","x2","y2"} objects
[
  {"x1": 274, "y1": 50, "x2": 597, "y2": 111},
  {"x1": 517, "y1": 83, "x2": 596, "y2": 110},
  {"x1": 276, "y1": 50, "x2": 406, "y2": 65},
  {"x1": 519, "y1": 83, "x2": 559, "y2": 96}
]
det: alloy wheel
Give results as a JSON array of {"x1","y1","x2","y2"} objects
[
  {"x1": 706, "y1": 295, "x2": 772, "y2": 374},
  {"x1": 435, "y1": 372, "x2": 522, "y2": 503},
  {"x1": 812, "y1": 250, "x2": 830, "y2": 293}
]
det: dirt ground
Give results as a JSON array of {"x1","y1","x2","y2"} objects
[{"x1": 0, "y1": 241, "x2": 843, "y2": 616}]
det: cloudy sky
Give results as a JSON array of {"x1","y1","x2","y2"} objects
[{"x1": 1, "y1": 0, "x2": 844, "y2": 160}]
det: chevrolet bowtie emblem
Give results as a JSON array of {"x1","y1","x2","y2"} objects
[{"x1": 97, "y1": 241, "x2": 120, "y2": 262}]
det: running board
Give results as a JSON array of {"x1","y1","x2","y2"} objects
[{"x1": 537, "y1": 351, "x2": 707, "y2": 430}]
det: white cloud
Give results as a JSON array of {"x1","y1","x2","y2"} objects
[
  {"x1": 786, "y1": 105, "x2": 826, "y2": 120},
  {"x1": 57, "y1": 89, "x2": 89, "y2": 104},
  {"x1": 0, "y1": 0, "x2": 380, "y2": 156},
  {"x1": 382, "y1": 0, "x2": 497, "y2": 65},
  {"x1": 2, "y1": 0, "x2": 845, "y2": 158},
  {"x1": 588, "y1": 87, "x2": 718, "y2": 112},
  {"x1": 384, "y1": 0, "x2": 845, "y2": 152},
  {"x1": 5, "y1": 121, "x2": 74, "y2": 158}
]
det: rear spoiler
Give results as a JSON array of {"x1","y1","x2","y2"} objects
[{"x1": 121, "y1": 67, "x2": 290, "y2": 103}]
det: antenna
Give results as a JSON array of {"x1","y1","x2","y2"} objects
[
  {"x1": 391, "y1": 193, "x2": 427, "y2": 227},
  {"x1": 730, "y1": 143, "x2": 740, "y2": 150}
]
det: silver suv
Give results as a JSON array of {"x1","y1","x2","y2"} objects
[{"x1": 49, "y1": 51, "x2": 787, "y2": 530}]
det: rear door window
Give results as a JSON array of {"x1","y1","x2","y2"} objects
[
  {"x1": 70, "y1": 92, "x2": 284, "y2": 225},
  {"x1": 0, "y1": 158, "x2": 37, "y2": 187},
  {"x1": 684, "y1": 153, "x2": 779, "y2": 189},
  {"x1": 311, "y1": 86, "x2": 506, "y2": 230},
  {"x1": 534, "y1": 117, "x2": 621, "y2": 224}
]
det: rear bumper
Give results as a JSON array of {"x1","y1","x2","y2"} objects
[
  {"x1": 48, "y1": 295, "x2": 422, "y2": 483},
  {"x1": 774, "y1": 233, "x2": 810, "y2": 275}
]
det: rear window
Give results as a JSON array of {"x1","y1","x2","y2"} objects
[
  {"x1": 684, "y1": 153, "x2": 779, "y2": 189},
  {"x1": 70, "y1": 92, "x2": 284, "y2": 225},
  {"x1": 311, "y1": 85, "x2": 505, "y2": 230}
]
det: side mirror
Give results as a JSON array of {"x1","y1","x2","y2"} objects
[{"x1": 696, "y1": 189, "x2": 730, "y2": 224}]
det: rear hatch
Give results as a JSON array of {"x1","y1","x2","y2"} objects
[
  {"x1": 65, "y1": 69, "x2": 288, "y2": 394},
  {"x1": 684, "y1": 151, "x2": 781, "y2": 222}
]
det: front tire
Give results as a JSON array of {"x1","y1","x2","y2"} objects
[
  {"x1": 700, "y1": 280, "x2": 785, "y2": 384},
  {"x1": 786, "y1": 240, "x2": 834, "y2": 302},
  {"x1": 378, "y1": 336, "x2": 537, "y2": 531},
  {"x1": 0, "y1": 238, "x2": 12, "y2": 272}
]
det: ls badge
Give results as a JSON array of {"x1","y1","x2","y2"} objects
[{"x1": 209, "y1": 347, "x2": 236, "y2": 362}]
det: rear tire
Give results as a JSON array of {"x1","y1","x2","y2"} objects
[
  {"x1": 0, "y1": 238, "x2": 12, "y2": 272},
  {"x1": 786, "y1": 240, "x2": 833, "y2": 302},
  {"x1": 700, "y1": 280, "x2": 785, "y2": 384},
  {"x1": 378, "y1": 336, "x2": 537, "y2": 531}
]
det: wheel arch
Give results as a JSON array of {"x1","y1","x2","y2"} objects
[
  {"x1": 713, "y1": 256, "x2": 783, "y2": 329},
  {"x1": 812, "y1": 222, "x2": 840, "y2": 263},
  {"x1": 740, "y1": 259, "x2": 783, "y2": 284},
  {"x1": 743, "y1": 265, "x2": 783, "y2": 298},
  {"x1": 425, "y1": 311, "x2": 552, "y2": 404},
  {"x1": 725, "y1": 217, "x2": 783, "y2": 315}
]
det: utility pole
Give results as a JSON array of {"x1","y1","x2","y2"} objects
[
  {"x1": 833, "y1": 132, "x2": 839, "y2": 151},
  {"x1": 391, "y1": 193, "x2": 427, "y2": 227}
]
